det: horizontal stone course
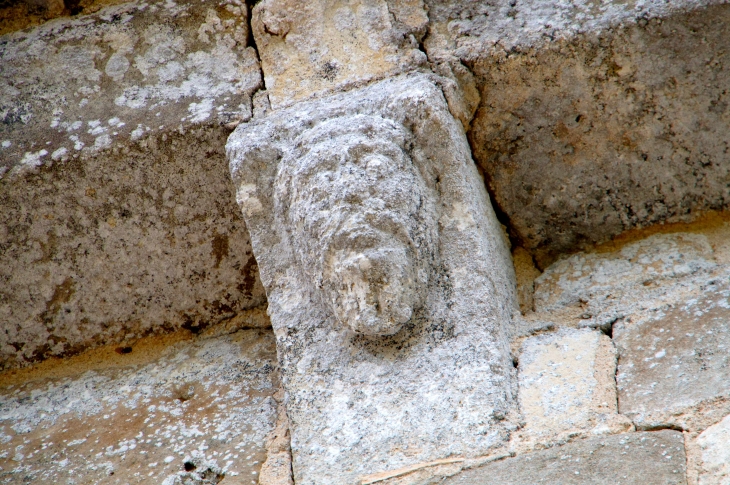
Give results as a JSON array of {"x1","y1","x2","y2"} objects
[
  {"x1": 0, "y1": 328, "x2": 279, "y2": 484},
  {"x1": 461, "y1": 2, "x2": 730, "y2": 263},
  {"x1": 0, "y1": 127, "x2": 266, "y2": 370},
  {"x1": 615, "y1": 281, "x2": 730, "y2": 428},
  {"x1": 532, "y1": 232, "x2": 718, "y2": 327},
  {"x1": 442, "y1": 431, "x2": 687, "y2": 485},
  {"x1": 1, "y1": 0, "x2": 261, "y2": 175},
  {"x1": 0, "y1": 0, "x2": 267, "y2": 369}
]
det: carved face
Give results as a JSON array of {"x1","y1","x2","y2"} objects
[{"x1": 275, "y1": 115, "x2": 435, "y2": 336}]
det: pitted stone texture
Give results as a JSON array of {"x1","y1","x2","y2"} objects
[
  {"x1": 227, "y1": 73, "x2": 519, "y2": 485},
  {"x1": 1, "y1": 0, "x2": 267, "y2": 369},
  {"x1": 251, "y1": 0, "x2": 427, "y2": 108},
  {"x1": 442, "y1": 430, "x2": 687, "y2": 485},
  {"x1": 425, "y1": 0, "x2": 721, "y2": 60},
  {"x1": 0, "y1": 0, "x2": 261, "y2": 178},
  {"x1": 0, "y1": 329, "x2": 279, "y2": 485},
  {"x1": 440, "y1": 2, "x2": 730, "y2": 263},
  {"x1": 615, "y1": 281, "x2": 730, "y2": 428},
  {"x1": 275, "y1": 113, "x2": 437, "y2": 337},
  {"x1": 696, "y1": 414, "x2": 730, "y2": 485},
  {"x1": 0, "y1": 127, "x2": 266, "y2": 370},
  {"x1": 532, "y1": 233, "x2": 717, "y2": 328},
  {"x1": 517, "y1": 328, "x2": 631, "y2": 440}
]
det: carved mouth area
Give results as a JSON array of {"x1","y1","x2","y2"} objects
[{"x1": 326, "y1": 245, "x2": 417, "y2": 337}]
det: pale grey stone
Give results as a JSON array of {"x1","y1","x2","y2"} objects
[
  {"x1": 517, "y1": 328, "x2": 631, "y2": 440},
  {"x1": 442, "y1": 430, "x2": 687, "y2": 485},
  {"x1": 227, "y1": 73, "x2": 519, "y2": 485},
  {"x1": 533, "y1": 233, "x2": 717, "y2": 328},
  {"x1": 696, "y1": 414, "x2": 730, "y2": 485},
  {"x1": 276, "y1": 113, "x2": 436, "y2": 337},
  {"x1": 0, "y1": 329, "x2": 279, "y2": 484},
  {"x1": 615, "y1": 281, "x2": 730, "y2": 428}
]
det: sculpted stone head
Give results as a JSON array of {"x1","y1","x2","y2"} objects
[{"x1": 274, "y1": 115, "x2": 436, "y2": 336}]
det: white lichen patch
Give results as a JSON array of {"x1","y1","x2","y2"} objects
[
  {"x1": 0, "y1": 329, "x2": 278, "y2": 485},
  {"x1": 426, "y1": 0, "x2": 727, "y2": 60},
  {"x1": 0, "y1": 0, "x2": 261, "y2": 176}
]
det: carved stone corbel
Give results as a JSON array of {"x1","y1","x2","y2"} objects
[{"x1": 227, "y1": 73, "x2": 519, "y2": 485}]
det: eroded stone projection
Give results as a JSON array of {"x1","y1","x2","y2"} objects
[
  {"x1": 226, "y1": 73, "x2": 519, "y2": 484},
  {"x1": 277, "y1": 114, "x2": 435, "y2": 337}
]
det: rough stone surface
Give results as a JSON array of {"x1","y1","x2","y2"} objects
[
  {"x1": 0, "y1": 0, "x2": 269, "y2": 370},
  {"x1": 442, "y1": 430, "x2": 687, "y2": 485},
  {"x1": 251, "y1": 0, "x2": 427, "y2": 108},
  {"x1": 523, "y1": 222, "x2": 730, "y2": 431},
  {"x1": 258, "y1": 391, "x2": 294, "y2": 485},
  {"x1": 1, "y1": 0, "x2": 261, "y2": 177},
  {"x1": 0, "y1": 0, "x2": 132, "y2": 35},
  {"x1": 0, "y1": 327, "x2": 279, "y2": 484},
  {"x1": 533, "y1": 232, "x2": 717, "y2": 328},
  {"x1": 0, "y1": 127, "x2": 266, "y2": 370},
  {"x1": 425, "y1": 0, "x2": 722, "y2": 60},
  {"x1": 696, "y1": 413, "x2": 730, "y2": 485},
  {"x1": 227, "y1": 73, "x2": 519, "y2": 485},
  {"x1": 430, "y1": 1, "x2": 730, "y2": 263},
  {"x1": 2, "y1": 2, "x2": 730, "y2": 485},
  {"x1": 517, "y1": 328, "x2": 631, "y2": 440},
  {"x1": 615, "y1": 280, "x2": 730, "y2": 428}
]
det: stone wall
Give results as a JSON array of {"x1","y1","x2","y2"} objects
[
  {"x1": 2, "y1": 0, "x2": 730, "y2": 484},
  {"x1": 0, "y1": 0, "x2": 266, "y2": 369}
]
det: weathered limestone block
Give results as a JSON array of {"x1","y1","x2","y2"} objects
[
  {"x1": 227, "y1": 73, "x2": 519, "y2": 484},
  {"x1": 0, "y1": 328, "x2": 279, "y2": 484},
  {"x1": 0, "y1": 0, "x2": 267, "y2": 369},
  {"x1": 696, "y1": 414, "x2": 730, "y2": 485},
  {"x1": 0, "y1": 128, "x2": 266, "y2": 370},
  {"x1": 424, "y1": 0, "x2": 715, "y2": 60},
  {"x1": 251, "y1": 0, "x2": 427, "y2": 108},
  {"x1": 517, "y1": 328, "x2": 631, "y2": 440},
  {"x1": 1, "y1": 0, "x2": 260, "y2": 174},
  {"x1": 615, "y1": 281, "x2": 730, "y2": 429},
  {"x1": 533, "y1": 233, "x2": 717, "y2": 327},
  {"x1": 441, "y1": 430, "x2": 687, "y2": 485},
  {"x1": 426, "y1": 0, "x2": 730, "y2": 263}
]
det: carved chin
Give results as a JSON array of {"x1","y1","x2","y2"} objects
[
  {"x1": 327, "y1": 250, "x2": 418, "y2": 337},
  {"x1": 338, "y1": 289, "x2": 413, "y2": 337}
]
